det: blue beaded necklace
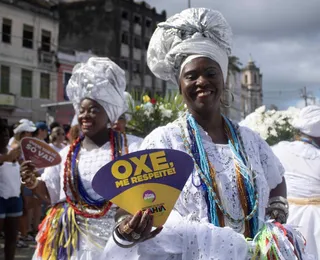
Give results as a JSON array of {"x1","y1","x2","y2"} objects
[
  {"x1": 184, "y1": 113, "x2": 259, "y2": 237},
  {"x1": 71, "y1": 130, "x2": 123, "y2": 207}
]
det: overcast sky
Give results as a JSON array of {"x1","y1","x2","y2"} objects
[{"x1": 144, "y1": 0, "x2": 320, "y2": 109}]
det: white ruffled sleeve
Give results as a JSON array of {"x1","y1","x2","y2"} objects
[
  {"x1": 136, "y1": 210, "x2": 249, "y2": 259},
  {"x1": 40, "y1": 164, "x2": 61, "y2": 205},
  {"x1": 239, "y1": 126, "x2": 285, "y2": 190},
  {"x1": 126, "y1": 134, "x2": 143, "y2": 153},
  {"x1": 40, "y1": 147, "x2": 69, "y2": 205},
  {"x1": 255, "y1": 132, "x2": 285, "y2": 190},
  {"x1": 139, "y1": 126, "x2": 176, "y2": 150},
  {"x1": 102, "y1": 208, "x2": 250, "y2": 260}
]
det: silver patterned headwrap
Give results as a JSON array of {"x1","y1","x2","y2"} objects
[
  {"x1": 66, "y1": 57, "x2": 128, "y2": 124},
  {"x1": 292, "y1": 105, "x2": 320, "y2": 137},
  {"x1": 147, "y1": 8, "x2": 232, "y2": 85}
]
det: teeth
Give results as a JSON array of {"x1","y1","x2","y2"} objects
[
  {"x1": 83, "y1": 122, "x2": 92, "y2": 127},
  {"x1": 198, "y1": 91, "x2": 211, "y2": 97}
]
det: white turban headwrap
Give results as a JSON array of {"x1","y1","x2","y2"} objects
[
  {"x1": 66, "y1": 57, "x2": 128, "y2": 124},
  {"x1": 147, "y1": 8, "x2": 232, "y2": 85},
  {"x1": 292, "y1": 105, "x2": 320, "y2": 137},
  {"x1": 124, "y1": 91, "x2": 134, "y2": 122}
]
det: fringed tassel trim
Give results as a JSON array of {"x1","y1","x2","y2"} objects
[{"x1": 250, "y1": 221, "x2": 307, "y2": 260}]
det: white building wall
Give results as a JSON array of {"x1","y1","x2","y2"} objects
[
  {"x1": 0, "y1": 2, "x2": 59, "y2": 123},
  {"x1": 227, "y1": 71, "x2": 242, "y2": 122}
]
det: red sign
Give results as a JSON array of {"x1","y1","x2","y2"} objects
[{"x1": 21, "y1": 137, "x2": 62, "y2": 169}]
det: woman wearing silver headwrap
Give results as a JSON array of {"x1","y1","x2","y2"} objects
[
  {"x1": 103, "y1": 8, "x2": 313, "y2": 260},
  {"x1": 273, "y1": 105, "x2": 320, "y2": 258},
  {"x1": 19, "y1": 57, "x2": 142, "y2": 259}
]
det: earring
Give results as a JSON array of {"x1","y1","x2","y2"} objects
[
  {"x1": 174, "y1": 94, "x2": 186, "y2": 111},
  {"x1": 220, "y1": 89, "x2": 234, "y2": 108}
]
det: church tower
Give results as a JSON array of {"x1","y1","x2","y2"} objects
[{"x1": 241, "y1": 56, "x2": 263, "y2": 118}]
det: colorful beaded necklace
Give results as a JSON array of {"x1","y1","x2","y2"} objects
[
  {"x1": 63, "y1": 129, "x2": 128, "y2": 219},
  {"x1": 178, "y1": 113, "x2": 259, "y2": 237}
]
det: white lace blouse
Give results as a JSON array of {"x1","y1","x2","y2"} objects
[
  {"x1": 41, "y1": 134, "x2": 143, "y2": 204},
  {"x1": 103, "y1": 118, "x2": 285, "y2": 260},
  {"x1": 36, "y1": 134, "x2": 143, "y2": 260}
]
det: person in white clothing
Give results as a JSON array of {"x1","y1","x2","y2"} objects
[
  {"x1": 49, "y1": 126, "x2": 66, "y2": 152},
  {"x1": 20, "y1": 57, "x2": 143, "y2": 260},
  {"x1": 0, "y1": 119, "x2": 22, "y2": 260},
  {"x1": 8, "y1": 119, "x2": 31, "y2": 147},
  {"x1": 273, "y1": 105, "x2": 320, "y2": 259},
  {"x1": 103, "y1": 8, "x2": 312, "y2": 260},
  {"x1": 9, "y1": 119, "x2": 37, "y2": 247}
]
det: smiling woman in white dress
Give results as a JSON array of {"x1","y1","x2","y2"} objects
[
  {"x1": 19, "y1": 57, "x2": 142, "y2": 260},
  {"x1": 101, "y1": 8, "x2": 313, "y2": 260}
]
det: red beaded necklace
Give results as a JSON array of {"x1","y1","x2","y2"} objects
[{"x1": 63, "y1": 130, "x2": 128, "y2": 219}]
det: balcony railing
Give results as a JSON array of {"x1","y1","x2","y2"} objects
[{"x1": 38, "y1": 50, "x2": 56, "y2": 69}]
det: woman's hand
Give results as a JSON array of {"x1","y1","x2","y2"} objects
[
  {"x1": 116, "y1": 210, "x2": 163, "y2": 243},
  {"x1": 20, "y1": 161, "x2": 38, "y2": 188}
]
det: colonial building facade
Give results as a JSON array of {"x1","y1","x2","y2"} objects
[
  {"x1": 0, "y1": 0, "x2": 59, "y2": 124},
  {"x1": 241, "y1": 58, "x2": 263, "y2": 119},
  {"x1": 41, "y1": 50, "x2": 96, "y2": 126},
  {"x1": 224, "y1": 57, "x2": 263, "y2": 122},
  {"x1": 58, "y1": 0, "x2": 167, "y2": 97}
]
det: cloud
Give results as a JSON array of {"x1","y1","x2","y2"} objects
[
  {"x1": 146, "y1": 0, "x2": 320, "y2": 39},
  {"x1": 143, "y1": 0, "x2": 320, "y2": 108}
]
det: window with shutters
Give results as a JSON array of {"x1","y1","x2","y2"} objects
[
  {"x1": 21, "y1": 69, "x2": 32, "y2": 97},
  {"x1": 0, "y1": 66, "x2": 10, "y2": 94},
  {"x1": 40, "y1": 73, "x2": 50, "y2": 99},
  {"x1": 22, "y1": 24, "x2": 34, "y2": 49},
  {"x1": 2, "y1": 18, "x2": 11, "y2": 43}
]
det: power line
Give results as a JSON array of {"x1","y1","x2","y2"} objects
[{"x1": 264, "y1": 85, "x2": 320, "y2": 93}]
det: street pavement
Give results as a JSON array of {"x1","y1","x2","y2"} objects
[{"x1": 0, "y1": 238, "x2": 36, "y2": 259}]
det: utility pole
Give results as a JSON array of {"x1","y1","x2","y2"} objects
[
  {"x1": 188, "y1": 0, "x2": 191, "y2": 8},
  {"x1": 300, "y1": 86, "x2": 315, "y2": 107},
  {"x1": 301, "y1": 86, "x2": 308, "y2": 107}
]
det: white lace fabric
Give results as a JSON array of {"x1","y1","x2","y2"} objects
[
  {"x1": 102, "y1": 118, "x2": 285, "y2": 260},
  {"x1": 35, "y1": 134, "x2": 143, "y2": 259}
]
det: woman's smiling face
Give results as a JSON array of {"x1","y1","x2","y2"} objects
[
  {"x1": 78, "y1": 98, "x2": 109, "y2": 138},
  {"x1": 179, "y1": 57, "x2": 224, "y2": 115}
]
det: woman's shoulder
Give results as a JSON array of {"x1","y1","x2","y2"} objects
[
  {"x1": 235, "y1": 122, "x2": 273, "y2": 152},
  {"x1": 59, "y1": 145, "x2": 70, "y2": 158},
  {"x1": 140, "y1": 121, "x2": 184, "y2": 150},
  {"x1": 125, "y1": 134, "x2": 143, "y2": 144},
  {"x1": 237, "y1": 123, "x2": 264, "y2": 144},
  {"x1": 146, "y1": 121, "x2": 182, "y2": 139},
  {"x1": 125, "y1": 134, "x2": 143, "y2": 153}
]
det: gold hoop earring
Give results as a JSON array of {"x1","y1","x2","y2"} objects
[
  {"x1": 174, "y1": 94, "x2": 186, "y2": 111},
  {"x1": 220, "y1": 89, "x2": 234, "y2": 108}
]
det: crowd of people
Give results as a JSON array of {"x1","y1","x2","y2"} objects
[
  {"x1": 0, "y1": 117, "x2": 81, "y2": 257},
  {"x1": 0, "y1": 7, "x2": 319, "y2": 260}
]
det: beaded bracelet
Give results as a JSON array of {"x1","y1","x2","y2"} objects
[
  {"x1": 21, "y1": 177, "x2": 39, "y2": 190},
  {"x1": 268, "y1": 196, "x2": 289, "y2": 208},
  {"x1": 116, "y1": 214, "x2": 132, "y2": 225},
  {"x1": 268, "y1": 196, "x2": 289, "y2": 215},
  {"x1": 267, "y1": 196, "x2": 289, "y2": 223}
]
